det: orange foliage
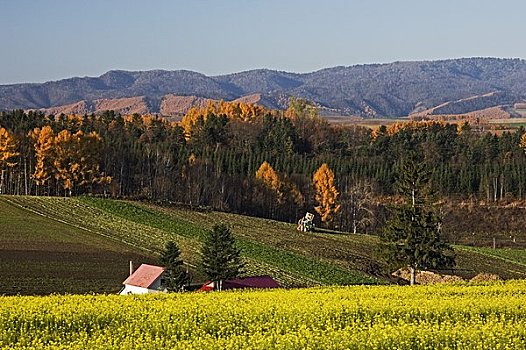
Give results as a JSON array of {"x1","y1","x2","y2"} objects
[
  {"x1": 54, "y1": 130, "x2": 105, "y2": 193},
  {"x1": 256, "y1": 161, "x2": 284, "y2": 203},
  {"x1": 30, "y1": 126, "x2": 108, "y2": 194},
  {"x1": 181, "y1": 100, "x2": 267, "y2": 139},
  {"x1": 520, "y1": 133, "x2": 526, "y2": 152},
  {"x1": 0, "y1": 127, "x2": 19, "y2": 168},
  {"x1": 313, "y1": 163, "x2": 341, "y2": 225},
  {"x1": 30, "y1": 126, "x2": 55, "y2": 186},
  {"x1": 371, "y1": 120, "x2": 449, "y2": 140},
  {"x1": 0, "y1": 127, "x2": 19, "y2": 193}
]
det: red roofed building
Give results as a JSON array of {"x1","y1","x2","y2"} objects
[
  {"x1": 120, "y1": 264, "x2": 165, "y2": 295},
  {"x1": 199, "y1": 275, "x2": 280, "y2": 292}
]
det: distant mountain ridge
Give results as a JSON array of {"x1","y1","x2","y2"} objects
[{"x1": 2, "y1": 57, "x2": 526, "y2": 117}]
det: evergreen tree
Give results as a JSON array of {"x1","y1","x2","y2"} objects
[
  {"x1": 160, "y1": 241, "x2": 189, "y2": 292},
  {"x1": 395, "y1": 156, "x2": 433, "y2": 207},
  {"x1": 380, "y1": 159, "x2": 455, "y2": 285},
  {"x1": 200, "y1": 223, "x2": 244, "y2": 290}
]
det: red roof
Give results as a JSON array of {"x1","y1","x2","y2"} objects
[
  {"x1": 199, "y1": 275, "x2": 279, "y2": 291},
  {"x1": 123, "y1": 264, "x2": 165, "y2": 288}
]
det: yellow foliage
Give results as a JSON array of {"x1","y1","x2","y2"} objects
[
  {"x1": 313, "y1": 163, "x2": 341, "y2": 224},
  {"x1": 0, "y1": 127, "x2": 19, "y2": 193},
  {"x1": 385, "y1": 120, "x2": 447, "y2": 136},
  {"x1": 181, "y1": 100, "x2": 267, "y2": 139},
  {"x1": 30, "y1": 126, "x2": 55, "y2": 186},
  {"x1": 520, "y1": 133, "x2": 526, "y2": 152},
  {"x1": 256, "y1": 161, "x2": 284, "y2": 203},
  {"x1": 31, "y1": 127, "x2": 104, "y2": 193},
  {"x1": 371, "y1": 121, "x2": 450, "y2": 140},
  {"x1": 0, "y1": 127, "x2": 19, "y2": 168},
  {"x1": 285, "y1": 96, "x2": 319, "y2": 120},
  {"x1": 188, "y1": 153, "x2": 197, "y2": 165}
]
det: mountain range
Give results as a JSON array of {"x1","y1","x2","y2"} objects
[{"x1": 1, "y1": 57, "x2": 526, "y2": 118}]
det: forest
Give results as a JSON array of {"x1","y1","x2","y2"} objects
[{"x1": 1, "y1": 98, "x2": 526, "y2": 232}]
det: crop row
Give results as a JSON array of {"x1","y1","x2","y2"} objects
[
  {"x1": 80, "y1": 197, "x2": 377, "y2": 285},
  {"x1": 6, "y1": 196, "x2": 372, "y2": 287}
]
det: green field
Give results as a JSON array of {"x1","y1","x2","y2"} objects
[
  {"x1": 2, "y1": 281, "x2": 526, "y2": 349},
  {"x1": 0, "y1": 197, "x2": 156, "y2": 295},
  {"x1": 1, "y1": 195, "x2": 526, "y2": 295}
]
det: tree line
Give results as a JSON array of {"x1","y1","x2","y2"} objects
[{"x1": 1, "y1": 100, "x2": 526, "y2": 231}]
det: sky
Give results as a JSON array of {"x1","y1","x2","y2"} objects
[{"x1": 1, "y1": 0, "x2": 526, "y2": 84}]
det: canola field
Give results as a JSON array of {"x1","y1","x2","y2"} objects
[{"x1": 2, "y1": 281, "x2": 526, "y2": 349}]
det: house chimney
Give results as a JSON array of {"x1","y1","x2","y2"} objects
[{"x1": 129, "y1": 260, "x2": 133, "y2": 276}]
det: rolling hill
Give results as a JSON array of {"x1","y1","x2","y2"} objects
[
  {"x1": 2, "y1": 58, "x2": 526, "y2": 117},
  {"x1": 1, "y1": 195, "x2": 526, "y2": 295}
]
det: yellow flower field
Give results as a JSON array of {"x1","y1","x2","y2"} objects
[{"x1": 2, "y1": 281, "x2": 526, "y2": 349}]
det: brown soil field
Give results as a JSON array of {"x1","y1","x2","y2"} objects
[{"x1": 0, "y1": 198, "x2": 155, "y2": 295}]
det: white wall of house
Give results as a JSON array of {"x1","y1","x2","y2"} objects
[{"x1": 119, "y1": 277, "x2": 164, "y2": 295}]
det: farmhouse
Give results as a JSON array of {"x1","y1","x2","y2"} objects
[
  {"x1": 120, "y1": 263, "x2": 165, "y2": 295},
  {"x1": 199, "y1": 275, "x2": 280, "y2": 291}
]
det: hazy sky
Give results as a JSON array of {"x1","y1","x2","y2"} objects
[{"x1": 1, "y1": 0, "x2": 525, "y2": 84}]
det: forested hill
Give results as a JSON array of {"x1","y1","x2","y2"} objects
[{"x1": 1, "y1": 57, "x2": 526, "y2": 117}]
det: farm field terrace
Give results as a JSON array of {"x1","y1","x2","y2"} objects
[
  {"x1": 0, "y1": 197, "x2": 156, "y2": 295},
  {"x1": 2, "y1": 280, "x2": 526, "y2": 349},
  {"x1": 2, "y1": 195, "x2": 526, "y2": 295}
]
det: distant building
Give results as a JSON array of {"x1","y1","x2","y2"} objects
[
  {"x1": 199, "y1": 275, "x2": 280, "y2": 291},
  {"x1": 120, "y1": 264, "x2": 165, "y2": 295}
]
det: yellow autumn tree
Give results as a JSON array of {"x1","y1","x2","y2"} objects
[
  {"x1": 255, "y1": 161, "x2": 284, "y2": 203},
  {"x1": 520, "y1": 133, "x2": 526, "y2": 153},
  {"x1": 313, "y1": 163, "x2": 341, "y2": 226},
  {"x1": 77, "y1": 131, "x2": 108, "y2": 188},
  {"x1": 53, "y1": 129, "x2": 78, "y2": 195},
  {"x1": 53, "y1": 130, "x2": 106, "y2": 196},
  {"x1": 30, "y1": 126, "x2": 55, "y2": 190},
  {"x1": 181, "y1": 100, "x2": 267, "y2": 140},
  {"x1": 0, "y1": 127, "x2": 19, "y2": 194}
]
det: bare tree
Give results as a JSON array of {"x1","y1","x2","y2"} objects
[{"x1": 344, "y1": 180, "x2": 374, "y2": 234}]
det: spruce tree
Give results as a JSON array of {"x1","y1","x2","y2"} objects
[
  {"x1": 381, "y1": 158, "x2": 455, "y2": 285},
  {"x1": 200, "y1": 223, "x2": 244, "y2": 289},
  {"x1": 160, "y1": 241, "x2": 189, "y2": 292}
]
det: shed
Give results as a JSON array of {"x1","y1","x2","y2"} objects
[
  {"x1": 199, "y1": 275, "x2": 280, "y2": 291},
  {"x1": 120, "y1": 264, "x2": 165, "y2": 295}
]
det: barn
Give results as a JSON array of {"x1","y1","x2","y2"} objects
[
  {"x1": 120, "y1": 263, "x2": 165, "y2": 295},
  {"x1": 199, "y1": 275, "x2": 280, "y2": 291}
]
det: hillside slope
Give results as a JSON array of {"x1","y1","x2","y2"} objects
[
  {"x1": 0, "y1": 197, "x2": 155, "y2": 295},
  {"x1": 1, "y1": 196, "x2": 526, "y2": 295},
  {"x1": 2, "y1": 58, "x2": 526, "y2": 117}
]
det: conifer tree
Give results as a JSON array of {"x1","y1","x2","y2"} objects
[
  {"x1": 380, "y1": 158, "x2": 455, "y2": 285},
  {"x1": 200, "y1": 223, "x2": 244, "y2": 290},
  {"x1": 313, "y1": 163, "x2": 341, "y2": 227},
  {"x1": 160, "y1": 241, "x2": 189, "y2": 292},
  {"x1": 395, "y1": 157, "x2": 433, "y2": 207}
]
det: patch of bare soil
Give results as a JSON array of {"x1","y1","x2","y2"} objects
[{"x1": 393, "y1": 268, "x2": 464, "y2": 284}]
